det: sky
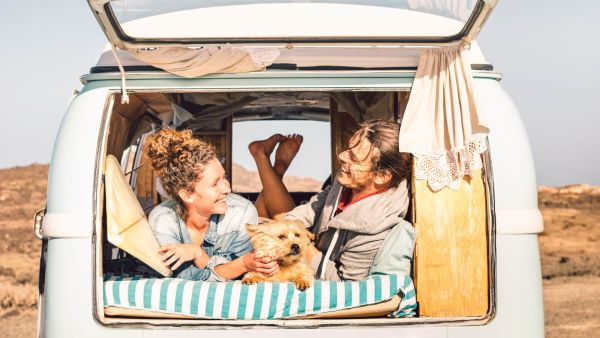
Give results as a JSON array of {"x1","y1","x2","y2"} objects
[{"x1": 0, "y1": 0, "x2": 598, "y2": 186}]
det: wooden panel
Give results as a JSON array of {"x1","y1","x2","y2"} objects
[
  {"x1": 106, "y1": 112, "x2": 131, "y2": 158},
  {"x1": 329, "y1": 99, "x2": 359, "y2": 175},
  {"x1": 193, "y1": 116, "x2": 233, "y2": 179},
  {"x1": 135, "y1": 139, "x2": 158, "y2": 213},
  {"x1": 113, "y1": 93, "x2": 148, "y2": 121},
  {"x1": 413, "y1": 167, "x2": 489, "y2": 317},
  {"x1": 399, "y1": 91, "x2": 410, "y2": 120},
  {"x1": 108, "y1": 93, "x2": 149, "y2": 159},
  {"x1": 137, "y1": 93, "x2": 173, "y2": 115}
]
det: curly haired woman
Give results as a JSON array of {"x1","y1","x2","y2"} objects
[{"x1": 146, "y1": 129, "x2": 277, "y2": 281}]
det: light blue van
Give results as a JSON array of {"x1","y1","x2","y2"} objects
[{"x1": 35, "y1": 1, "x2": 545, "y2": 337}]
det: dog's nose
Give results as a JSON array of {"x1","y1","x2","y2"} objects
[{"x1": 290, "y1": 244, "x2": 300, "y2": 255}]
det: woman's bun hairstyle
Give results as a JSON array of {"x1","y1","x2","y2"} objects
[{"x1": 145, "y1": 129, "x2": 217, "y2": 216}]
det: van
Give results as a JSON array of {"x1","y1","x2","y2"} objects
[{"x1": 35, "y1": 0, "x2": 545, "y2": 337}]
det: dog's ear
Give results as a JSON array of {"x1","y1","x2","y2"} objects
[
  {"x1": 246, "y1": 223, "x2": 263, "y2": 235},
  {"x1": 246, "y1": 223, "x2": 265, "y2": 236},
  {"x1": 304, "y1": 229, "x2": 315, "y2": 241},
  {"x1": 290, "y1": 221, "x2": 314, "y2": 241}
]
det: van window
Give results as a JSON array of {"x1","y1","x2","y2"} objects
[
  {"x1": 105, "y1": 0, "x2": 481, "y2": 43},
  {"x1": 232, "y1": 120, "x2": 330, "y2": 193},
  {"x1": 98, "y1": 90, "x2": 493, "y2": 325}
]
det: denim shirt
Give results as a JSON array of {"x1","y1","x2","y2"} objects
[{"x1": 148, "y1": 194, "x2": 258, "y2": 281}]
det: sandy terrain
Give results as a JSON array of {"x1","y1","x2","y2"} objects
[
  {"x1": 538, "y1": 185, "x2": 600, "y2": 337},
  {"x1": 0, "y1": 164, "x2": 44, "y2": 338},
  {"x1": 0, "y1": 164, "x2": 598, "y2": 337}
]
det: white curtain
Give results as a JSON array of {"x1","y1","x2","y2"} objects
[
  {"x1": 399, "y1": 45, "x2": 489, "y2": 191},
  {"x1": 128, "y1": 45, "x2": 280, "y2": 78}
]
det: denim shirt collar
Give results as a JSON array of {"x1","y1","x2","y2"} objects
[{"x1": 203, "y1": 214, "x2": 220, "y2": 245}]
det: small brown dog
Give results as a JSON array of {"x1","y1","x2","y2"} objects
[{"x1": 242, "y1": 220, "x2": 315, "y2": 290}]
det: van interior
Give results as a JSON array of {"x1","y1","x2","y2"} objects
[{"x1": 99, "y1": 90, "x2": 493, "y2": 322}]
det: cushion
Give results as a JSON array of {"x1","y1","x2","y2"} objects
[{"x1": 103, "y1": 273, "x2": 416, "y2": 319}]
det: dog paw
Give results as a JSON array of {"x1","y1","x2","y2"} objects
[
  {"x1": 242, "y1": 276, "x2": 260, "y2": 285},
  {"x1": 294, "y1": 278, "x2": 312, "y2": 291}
]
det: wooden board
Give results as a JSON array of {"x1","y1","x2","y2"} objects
[
  {"x1": 106, "y1": 112, "x2": 131, "y2": 158},
  {"x1": 329, "y1": 99, "x2": 359, "y2": 175},
  {"x1": 193, "y1": 116, "x2": 233, "y2": 179},
  {"x1": 108, "y1": 93, "x2": 150, "y2": 158},
  {"x1": 113, "y1": 93, "x2": 148, "y2": 121},
  {"x1": 412, "y1": 168, "x2": 489, "y2": 317},
  {"x1": 137, "y1": 93, "x2": 173, "y2": 115},
  {"x1": 135, "y1": 136, "x2": 158, "y2": 213},
  {"x1": 398, "y1": 91, "x2": 410, "y2": 119}
]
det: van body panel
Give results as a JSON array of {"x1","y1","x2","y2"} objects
[
  {"x1": 43, "y1": 239, "x2": 141, "y2": 338},
  {"x1": 473, "y1": 79, "x2": 542, "y2": 233},
  {"x1": 40, "y1": 69, "x2": 543, "y2": 336},
  {"x1": 142, "y1": 327, "x2": 447, "y2": 338},
  {"x1": 45, "y1": 235, "x2": 538, "y2": 336},
  {"x1": 448, "y1": 235, "x2": 544, "y2": 338},
  {"x1": 44, "y1": 88, "x2": 110, "y2": 239}
]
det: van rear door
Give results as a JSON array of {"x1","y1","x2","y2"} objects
[{"x1": 88, "y1": 0, "x2": 497, "y2": 49}]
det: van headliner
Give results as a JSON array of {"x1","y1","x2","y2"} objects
[
  {"x1": 92, "y1": 42, "x2": 492, "y2": 71},
  {"x1": 83, "y1": 43, "x2": 500, "y2": 85}
]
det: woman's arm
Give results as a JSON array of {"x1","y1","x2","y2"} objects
[
  {"x1": 151, "y1": 211, "x2": 212, "y2": 279},
  {"x1": 212, "y1": 253, "x2": 278, "y2": 280},
  {"x1": 205, "y1": 199, "x2": 278, "y2": 281},
  {"x1": 159, "y1": 243, "x2": 209, "y2": 271}
]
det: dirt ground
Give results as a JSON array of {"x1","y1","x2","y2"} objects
[
  {"x1": 0, "y1": 164, "x2": 598, "y2": 337},
  {"x1": 538, "y1": 185, "x2": 600, "y2": 338}
]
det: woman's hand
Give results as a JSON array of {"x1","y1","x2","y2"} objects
[
  {"x1": 242, "y1": 252, "x2": 279, "y2": 276},
  {"x1": 158, "y1": 244, "x2": 207, "y2": 271}
]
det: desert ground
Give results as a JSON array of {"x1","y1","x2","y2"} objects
[{"x1": 0, "y1": 164, "x2": 598, "y2": 337}]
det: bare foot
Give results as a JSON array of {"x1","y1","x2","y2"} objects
[
  {"x1": 274, "y1": 134, "x2": 303, "y2": 175},
  {"x1": 249, "y1": 134, "x2": 285, "y2": 158}
]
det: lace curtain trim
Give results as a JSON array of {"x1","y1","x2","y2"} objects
[
  {"x1": 413, "y1": 135, "x2": 488, "y2": 191},
  {"x1": 245, "y1": 48, "x2": 280, "y2": 68}
]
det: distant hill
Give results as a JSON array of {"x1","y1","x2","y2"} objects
[{"x1": 231, "y1": 163, "x2": 322, "y2": 192}]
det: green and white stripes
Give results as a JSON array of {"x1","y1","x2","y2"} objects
[{"x1": 103, "y1": 274, "x2": 416, "y2": 319}]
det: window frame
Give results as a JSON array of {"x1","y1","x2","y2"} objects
[
  {"x1": 88, "y1": 0, "x2": 498, "y2": 49},
  {"x1": 92, "y1": 85, "x2": 496, "y2": 328}
]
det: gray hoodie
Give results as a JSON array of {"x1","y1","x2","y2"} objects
[{"x1": 285, "y1": 178, "x2": 410, "y2": 281}]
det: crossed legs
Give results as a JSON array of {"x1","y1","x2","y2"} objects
[{"x1": 248, "y1": 134, "x2": 303, "y2": 219}]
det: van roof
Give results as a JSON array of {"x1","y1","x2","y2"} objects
[{"x1": 91, "y1": 41, "x2": 492, "y2": 74}]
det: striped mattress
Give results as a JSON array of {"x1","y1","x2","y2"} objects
[{"x1": 103, "y1": 273, "x2": 416, "y2": 319}]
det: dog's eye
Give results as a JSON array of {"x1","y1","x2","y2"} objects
[
  {"x1": 295, "y1": 233, "x2": 300, "y2": 238},
  {"x1": 278, "y1": 235, "x2": 287, "y2": 240}
]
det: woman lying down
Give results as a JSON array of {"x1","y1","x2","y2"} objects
[{"x1": 145, "y1": 120, "x2": 415, "y2": 288}]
